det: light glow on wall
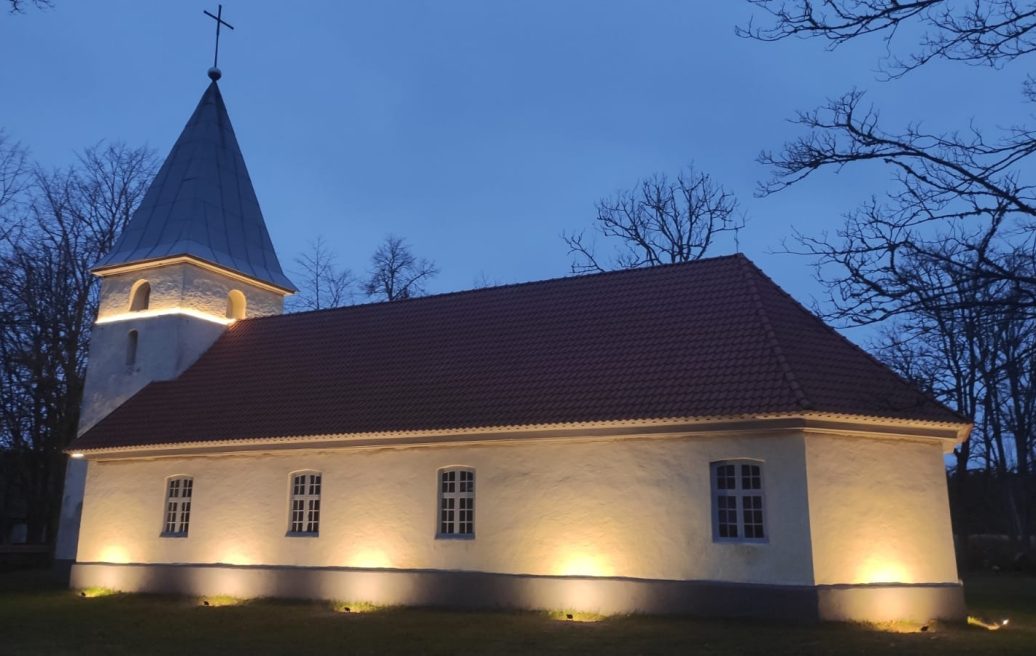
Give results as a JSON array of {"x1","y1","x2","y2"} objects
[
  {"x1": 98, "y1": 544, "x2": 130, "y2": 564},
  {"x1": 553, "y1": 551, "x2": 615, "y2": 578},
  {"x1": 855, "y1": 555, "x2": 911, "y2": 584},
  {"x1": 95, "y1": 307, "x2": 234, "y2": 326},
  {"x1": 217, "y1": 547, "x2": 254, "y2": 567},
  {"x1": 346, "y1": 548, "x2": 393, "y2": 569},
  {"x1": 208, "y1": 568, "x2": 255, "y2": 598}
]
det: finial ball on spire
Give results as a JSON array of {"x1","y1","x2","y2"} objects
[{"x1": 208, "y1": 67, "x2": 222, "y2": 81}]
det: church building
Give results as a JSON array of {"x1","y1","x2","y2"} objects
[{"x1": 56, "y1": 70, "x2": 970, "y2": 623}]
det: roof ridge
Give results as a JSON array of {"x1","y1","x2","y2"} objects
[
  {"x1": 250, "y1": 253, "x2": 749, "y2": 322},
  {"x1": 737, "y1": 257, "x2": 812, "y2": 410}
]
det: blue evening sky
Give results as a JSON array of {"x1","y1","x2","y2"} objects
[{"x1": 1, "y1": 1, "x2": 1029, "y2": 331}]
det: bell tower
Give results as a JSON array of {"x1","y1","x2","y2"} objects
[{"x1": 54, "y1": 69, "x2": 295, "y2": 571}]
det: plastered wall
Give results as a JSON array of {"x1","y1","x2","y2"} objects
[
  {"x1": 97, "y1": 262, "x2": 284, "y2": 321},
  {"x1": 77, "y1": 317, "x2": 226, "y2": 433},
  {"x1": 59, "y1": 261, "x2": 288, "y2": 563},
  {"x1": 805, "y1": 433, "x2": 959, "y2": 585},
  {"x1": 77, "y1": 434, "x2": 816, "y2": 586}
]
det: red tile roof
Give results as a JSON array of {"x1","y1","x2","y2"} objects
[{"x1": 72, "y1": 255, "x2": 964, "y2": 450}]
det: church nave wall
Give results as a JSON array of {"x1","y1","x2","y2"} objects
[{"x1": 74, "y1": 433, "x2": 814, "y2": 587}]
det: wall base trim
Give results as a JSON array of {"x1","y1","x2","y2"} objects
[
  {"x1": 70, "y1": 562, "x2": 965, "y2": 622},
  {"x1": 816, "y1": 581, "x2": 966, "y2": 622}
]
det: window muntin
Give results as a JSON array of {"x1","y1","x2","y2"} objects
[
  {"x1": 129, "y1": 280, "x2": 151, "y2": 312},
  {"x1": 438, "y1": 468, "x2": 474, "y2": 538},
  {"x1": 288, "y1": 472, "x2": 321, "y2": 535},
  {"x1": 162, "y1": 476, "x2": 193, "y2": 536},
  {"x1": 712, "y1": 461, "x2": 766, "y2": 542}
]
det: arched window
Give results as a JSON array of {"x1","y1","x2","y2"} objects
[
  {"x1": 161, "y1": 476, "x2": 193, "y2": 537},
  {"x1": 129, "y1": 280, "x2": 151, "y2": 312},
  {"x1": 226, "y1": 289, "x2": 246, "y2": 320},
  {"x1": 437, "y1": 467, "x2": 475, "y2": 538},
  {"x1": 288, "y1": 471, "x2": 321, "y2": 535},
  {"x1": 126, "y1": 330, "x2": 139, "y2": 367}
]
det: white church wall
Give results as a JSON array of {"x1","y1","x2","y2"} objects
[
  {"x1": 804, "y1": 433, "x2": 959, "y2": 587},
  {"x1": 76, "y1": 316, "x2": 226, "y2": 433},
  {"x1": 59, "y1": 261, "x2": 288, "y2": 565},
  {"x1": 75, "y1": 433, "x2": 815, "y2": 587},
  {"x1": 53, "y1": 459, "x2": 89, "y2": 565},
  {"x1": 97, "y1": 261, "x2": 284, "y2": 321}
]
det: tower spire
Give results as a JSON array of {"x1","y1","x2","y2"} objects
[{"x1": 93, "y1": 80, "x2": 296, "y2": 292}]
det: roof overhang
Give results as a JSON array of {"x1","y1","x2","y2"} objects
[
  {"x1": 68, "y1": 412, "x2": 972, "y2": 461},
  {"x1": 92, "y1": 254, "x2": 296, "y2": 295}
]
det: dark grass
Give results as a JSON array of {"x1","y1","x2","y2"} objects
[{"x1": 0, "y1": 571, "x2": 1034, "y2": 655}]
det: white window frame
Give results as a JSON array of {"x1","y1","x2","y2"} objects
[
  {"x1": 287, "y1": 471, "x2": 322, "y2": 536},
  {"x1": 711, "y1": 460, "x2": 767, "y2": 543},
  {"x1": 161, "y1": 476, "x2": 193, "y2": 537},
  {"x1": 437, "y1": 467, "x2": 475, "y2": 539}
]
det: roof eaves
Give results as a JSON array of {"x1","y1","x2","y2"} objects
[{"x1": 67, "y1": 410, "x2": 971, "y2": 456}]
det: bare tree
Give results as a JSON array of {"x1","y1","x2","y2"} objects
[
  {"x1": 8, "y1": 0, "x2": 51, "y2": 13},
  {"x1": 0, "y1": 142, "x2": 156, "y2": 544},
  {"x1": 290, "y1": 236, "x2": 354, "y2": 311},
  {"x1": 742, "y1": 3, "x2": 1036, "y2": 319},
  {"x1": 364, "y1": 235, "x2": 439, "y2": 301},
  {"x1": 472, "y1": 271, "x2": 499, "y2": 289},
  {"x1": 564, "y1": 166, "x2": 743, "y2": 274},
  {"x1": 0, "y1": 132, "x2": 28, "y2": 221},
  {"x1": 772, "y1": 90, "x2": 1036, "y2": 322},
  {"x1": 739, "y1": 1, "x2": 1036, "y2": 76}
]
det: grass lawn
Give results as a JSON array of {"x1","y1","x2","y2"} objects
[{"x1": 0, "y1": 571, "x2": 1034, "y2": 655}]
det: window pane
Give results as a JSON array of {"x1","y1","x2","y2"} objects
[
  {"x1": 716, "y1": 493, "x2": 738, "y2": 538},
  {"x1": 741, "y1": 464, "x2": 761, "y2": 490},
  {"x1": 180, "y1": 501, "x2": 191, "y2": 535},
  {"x1": 165, "y1": 502, "x2": 177, "y2": 533},
  {"x1": 742, "y1": 495, "x2": 765, "y2": 539},
  {"x1": 716, "y1": 464, "x2": 736, "y2": 490}
]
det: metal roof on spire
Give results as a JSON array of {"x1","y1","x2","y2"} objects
[{"x1": 94, "y1": 78, "x2": 296, "y2": 291}]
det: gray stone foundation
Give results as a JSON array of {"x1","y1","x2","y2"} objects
[{"x1": 70, "y1": 562, "x2": 965, "y2": 622}]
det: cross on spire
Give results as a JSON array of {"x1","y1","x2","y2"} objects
[{"x1": 203, "y1": 4, "x2": 234, "y2": 80}]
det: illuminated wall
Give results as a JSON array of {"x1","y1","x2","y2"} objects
[
  {"x1": 76, "y1": 434, "x2": 816, "y2": 586},
  {"x1": 58, "y1": 260, "x2": 288, "y2": 564},
  {"x1": 805, "y1": 433, "x2": 959, "y2": 586},
  {"x1": 80, "y1": 261, "x2": 286, "y2": 433},
  {"x1": 96, "y1": 261, "x2": 285, "y2": 324}
]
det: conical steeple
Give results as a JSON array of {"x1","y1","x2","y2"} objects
[{"x1": 94, "y1": 80, "x2": 296, "y2": 292}]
